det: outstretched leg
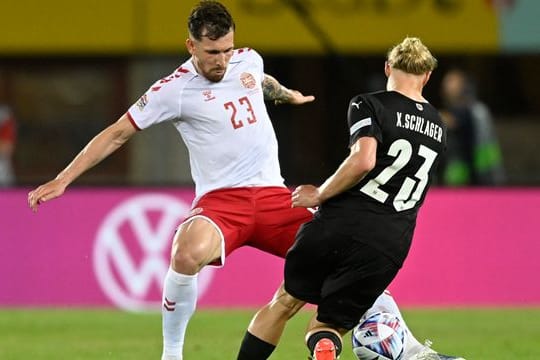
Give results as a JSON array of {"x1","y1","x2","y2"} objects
[
  {"x1": 237, "y1": 283, "x2": 305, "y2": 360},
  {"x1": 161, "y1": 218, "x2": 223, "y2": 360}
]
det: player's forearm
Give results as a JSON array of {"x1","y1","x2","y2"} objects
[
  {"x1": 262, "y1": 74, "x2": 292, "y2": 104},
  {"x1": 55, "y1": 122, "x2": 132, "y2": 186},
  {"x1": 318, "y1": 156, "x2": 370, "y2": 203},
  {"x1": 318, "y1": 137, "x2": 377, "y2": 202}
]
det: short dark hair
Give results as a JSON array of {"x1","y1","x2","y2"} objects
[{"x1": 188, "y1": 1, "x2": 235, "y2": 41}]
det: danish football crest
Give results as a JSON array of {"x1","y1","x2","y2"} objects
[{"x1": 240, "y1": 72, "x2": 256, "y2": 89}]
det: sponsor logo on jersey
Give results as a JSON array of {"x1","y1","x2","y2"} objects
[
  {"x1": 136, "y1": 94, "x2": 148, "y2": 111},
  {"x1": 202, "y1": 90, "x2": 216, "y2": 102},
  {"x1": 240, "y1": 72, "x2": 257, "y2": 89},
  {"x1": 351, "y1": 101, "x2": 362, "y2": 109}
]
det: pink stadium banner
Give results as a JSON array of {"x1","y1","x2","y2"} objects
[{"x1": 1, "y1": 187, "x2": 539, "y2": 311}]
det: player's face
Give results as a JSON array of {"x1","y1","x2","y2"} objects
[{"x1": 187, "y1": 30, "x2": 234, "y2": 83}]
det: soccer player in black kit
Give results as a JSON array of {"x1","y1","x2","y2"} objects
[{"x1": 237, "y1": 37, "x2": 466, "y2": 360}]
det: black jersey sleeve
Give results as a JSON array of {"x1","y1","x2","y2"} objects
[{"x1": 347, "y1": 95, "x2": 382, "y2": 147}]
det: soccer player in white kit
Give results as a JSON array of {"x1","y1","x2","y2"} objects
[
  {"x1": 28, "y1": 2, "x2": 314, "y2": 359},
  {"x1": 28, "y1": 2, "x2": 433, "y2": 360}
]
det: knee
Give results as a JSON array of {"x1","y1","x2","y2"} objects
[
  {"x1": 169, "y1": 219, "x2": 222, "y2": 274},
  {"x1": 170, "y1": 236, "x2": 214, "y2": 275},
  {"x1": 170, "y1": 247, "x2": 201, "y2": 275}
]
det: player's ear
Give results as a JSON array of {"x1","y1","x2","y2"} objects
[
  {"x1": 186, "y1": 38, "x2": 195, "y2": 55},
  {"x1": 422, "y1": 71, "x2": 432, "y2": 86},
  {"x1": 384, "y1": 61, "x2": 391, "y2": 77}
]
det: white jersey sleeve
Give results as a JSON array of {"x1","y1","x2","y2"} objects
[
  {"x1": 127, "y1": 67, "x2": 195, "y2": 130},
  {"x1": 251, "y1": 49, "x2": 265, "y2": 83}
]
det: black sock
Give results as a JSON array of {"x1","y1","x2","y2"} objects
[
  {"x1": 306, "y1": 331, "x2": 343, "y2": 357},
  {"x1": 237, "y1": 331, "x2": 276, "y2": 360}
]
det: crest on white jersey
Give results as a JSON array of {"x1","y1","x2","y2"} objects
[{"x1": 240, "y1": 72, "x2": 257, "y2": 89}]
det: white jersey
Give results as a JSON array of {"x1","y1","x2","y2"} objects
[{"x1": 127, "y1": 48, "x2": 285, "y2": 200}]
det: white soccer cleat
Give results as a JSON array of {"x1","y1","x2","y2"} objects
[
  {"x1": 161, "y1": 355, "x2": 181, "y2": 360},
  {"x1": 408, "y1": 340, "x2": 466, "y2": 360}
]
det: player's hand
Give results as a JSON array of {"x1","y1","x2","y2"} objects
[
  {"x1": 284, "y1": 89, "x2": 315, "y2": 105},
  {"x1": 275, "y1": 89, "x2": 315, "y2": 106},
  {"x1": 292, "y1": 184, "x2": 321, "y2": 208},
  {"x1": 28, "y1": 179, "x2": 67, "y2": 212}
]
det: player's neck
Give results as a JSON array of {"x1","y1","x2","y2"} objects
[
  {"x1": 387, "y1": 73, "x2": 427, "y2": 102},
  {"x1": 190, "y1": 59, "x2": 201, "y2": 76},
  {"x1": 391, "y1": 88, "x2": 425, "y2": 103},
  {"x1": 387, "y1": 82, "x2": 425, "y2": 102}
]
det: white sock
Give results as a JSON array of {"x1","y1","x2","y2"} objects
[
  {"x1": 366, "y1": 291, "x2": 424, "y2": 356},
  {"x1": 162, "y1": 268, "x2": 198, "y2": 359},
  {"x1": 368, "y1": 291, "x2": 404, "y2": 319}
]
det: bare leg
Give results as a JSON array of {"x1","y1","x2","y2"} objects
[
  {"x1": 237, "y1": 283, "x2": 305, "y2": 359},
  {"x1": 248, "y1": 283, "x2": 305, "y2": 344}
]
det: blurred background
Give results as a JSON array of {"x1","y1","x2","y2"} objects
[
  {"x1": 1, "y1": 2, "x2": 540, "y2": 358},
  {"x1": 1, "y1": 0, "x2": 539, "y2": 188}
]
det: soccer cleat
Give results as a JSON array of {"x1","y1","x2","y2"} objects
[
  {"x1": 312, "y1": 338, "x2": 337, "y2": 360},
  {"x1": 409, "y1": 340, "x2": 466, "y2": 360},
  {"x1": 161, "y1": 355, "x2": 180, "y2": 360}
]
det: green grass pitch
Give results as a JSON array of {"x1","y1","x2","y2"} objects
[{"x1": 1, "y1": 307, "x2": 539, "y2": 359}]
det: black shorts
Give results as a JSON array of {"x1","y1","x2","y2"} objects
[{"x1": 284, "y1": 217, "x2": 400, "y2": 330}]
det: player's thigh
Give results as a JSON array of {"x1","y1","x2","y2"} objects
[
  {"x1": 188, "y1": 188, "x2": 256, "y2": 263},
  {"x1": 171, "y1": 216, "x2": 223, "y2": 272},
  {"x1": 284, "y1": 219, "x2": 330, "y2": 304},
  {"x1": 252, "y1": 187, "x2": 313, "y2": 257},
  {"x1": 317, "y1": 245, "x2": 399, "y2": 330}
]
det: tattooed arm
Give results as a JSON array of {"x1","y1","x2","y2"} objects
[{"x1": 262, "y1": 74, "x2": 315, "y2": 105}]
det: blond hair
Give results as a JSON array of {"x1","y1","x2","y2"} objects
[{"x1": 387, "y1": 37, "x2": 437, "y2": 75}]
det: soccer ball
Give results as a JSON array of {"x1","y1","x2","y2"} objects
[{"x1": 351, "y1": 312, "x2": 405, "y2": 360}]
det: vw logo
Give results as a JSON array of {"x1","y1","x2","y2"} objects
[{"x1": 93, "y1": 193, "x2": 215, "y2": 311}]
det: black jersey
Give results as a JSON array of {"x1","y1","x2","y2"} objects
[{"x1": 317, "y1": 91, "x2": 447, "y2": 264}]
